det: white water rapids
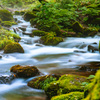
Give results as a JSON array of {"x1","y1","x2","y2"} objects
[{"x1": 0, "y1": 15, "x2": 100, "y2": 100}]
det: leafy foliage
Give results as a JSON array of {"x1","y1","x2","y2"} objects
[{"x1": 34, "y1": 2, "x2": 78, "y2": 28}]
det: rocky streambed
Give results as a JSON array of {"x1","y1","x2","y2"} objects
[{"x1": 0, "y1": 15, "x2": 100, "y2": 100}]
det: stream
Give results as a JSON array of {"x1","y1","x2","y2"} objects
[{"x1": 0, "y1": 15, "x2": 100, "y2": 100}]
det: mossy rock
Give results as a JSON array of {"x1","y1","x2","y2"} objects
[
  {"x1": 83, "y1": 70, "x2": 100, "y2": 100},
  {"x1": 24, "y1": 12, "x2": 36, "y2": 21},
  {"x1": 38, "y1": 23, "x2": 62, "y2": 36},
  {"x1": 72, "y1": 21, "x2": 83, "y2": 33},
  {"x1": 51, "y1": 92, "x2": 84, "y2": 100},
  {"x1": 41, "y1": 32, "x2": 63, "y2": 45},
  {"x1": 10, "y1": 65, "x2": 40, "y2": 78},
  {"x1": 28, "y1": 74, "x2": 60, "y2": 89},
  {"x1": 14, "y1": 11, "x2": 25, "y2": 15},
  {"x1": 0, "y1": 9, "x2": 13, "y2": 21},
  {"x1": 1, "y1": 21, "x2": 12, "y2": 27},
  {"x1": 32, "y1": 30, "x2": 47, "y2": 36},
  {"x1": 13, "y1": 34, "x2": 21, "y2": 42},
  {"x1": 44, "y1": 74, "x2": 88, "y2": 98},
  {"x1": 4, "y1": 42, "x2": 24, "y2": 53}
]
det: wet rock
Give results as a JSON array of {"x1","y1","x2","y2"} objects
[
  {"x1": 21, "y1": 25, "x2": 27, "y2": 28},
  {"x1": 79, "y1": 62, "x2": 100, "y2": 71},
  {"x1": 41, "y1": 32, "x2": 63, "y2": 45},
  {"x1": 28, "y1": 74, "x2": 60, "y2": 89},
  {"x1": 23, "y1": 32, "x2": 32, "y2": 35},
  {"x1": 88, "y1": 44, "x2": 98, "y2": 53},
  {"x1": 19, "y1": 27, "x2": 26, "y2": 31},
  {"x1": 0, "y1": 55, "x2": 2, "y2": 59},
  {"x1": 10, "y1": 65, "x2": 41, "y2": 78},
  {"x1": 91, "y1": 42, "x2": 97, "y2": 44},
  {"x1": 74, "y1": 50, "x2": 86, "y2": 53},
  {"x1": 0, "y1": 74, "x2": 15, "y2": 84},
  {"x1": 4, "y1": 42, "x2": 24, "y2": 53},
  {"x1": 35, "y1": 43, "x2": 43, "y2": 47},
  {"x1": 17, "y1": 20, "x2": 23, "y2": 23}
]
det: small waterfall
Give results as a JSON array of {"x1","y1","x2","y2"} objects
[{"x1": 0, "y1": 15, "x2": 100, "y2": 100}]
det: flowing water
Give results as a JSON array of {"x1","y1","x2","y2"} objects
[{"x1": 0, "y1": 15, "x2": 100, "y2": 100}]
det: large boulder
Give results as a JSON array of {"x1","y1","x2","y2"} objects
[
  {"x1": 0, "y1": 9, "x2": 13, "y2": 21},
  {"x1": 44, "y1": 74, "x2": 88, "y2": 99},
  {"x1": 79, "y1": 61, "x2": 100, "y2": 70},
  {"x1": 24, "y1": 12, "x2": 36, "y2": 21},
  {"x1": 41, "y1": 32, "x2": 63, "y2": 45},
  {"x1": 28, "y1": 74, "x2": 60, "y2": 89},
  {"x1": 32, "y1": 30, "x2": 47, "y2": 37},
  {"x1": 4, "y1": 42, "x2": 24, "y2": 53},
  {"x1": 0, "y1": 75, "x2": 15, "y2": 84},
  {"x1": 10, "y1": 65, "x2": 40, "y2": 78},
  {"x1": 88, "y1": 44, "x2": 98, "y2": 53}
]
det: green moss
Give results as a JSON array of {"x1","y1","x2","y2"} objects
[
  {"x1": 0, "y1": 39, "x2": 13, "y2": 50},
  {"x1": 32, "y1": 30, "x2": 47, "y2": 36},
  {"x1": 10, "y1": 65, "x2": 40, "y2": 78},
  {"x1": 28, "y1": 75, "x2": 60, "y2": 89},
  {"x1": 44, "y1": 74, "x2": 88, "y2": 98},
  {"x1": 72, "y1": 21, "x2": 83, "y2": 33},
  {"x1": 24, "y1": 11, "x2": 36, "y2": 21},
  {"x1": 0, "y1": 9, "x2": 13, "y2": 21},
  {"x1": 0, "y1": 29, "x2": 21, "y2": 50},
  {"x1": 41, "y1": 32, "x2": 63, "y2": 45},
  {"x1": 83, "y1": 70, "x2": 100, "y2": 100},
  {"x1": 51, "y1": 92, "x2": 84, "y2": 100},
  {"x1": 4, "y1": 42, "x2": 24, "y2": 53}
]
